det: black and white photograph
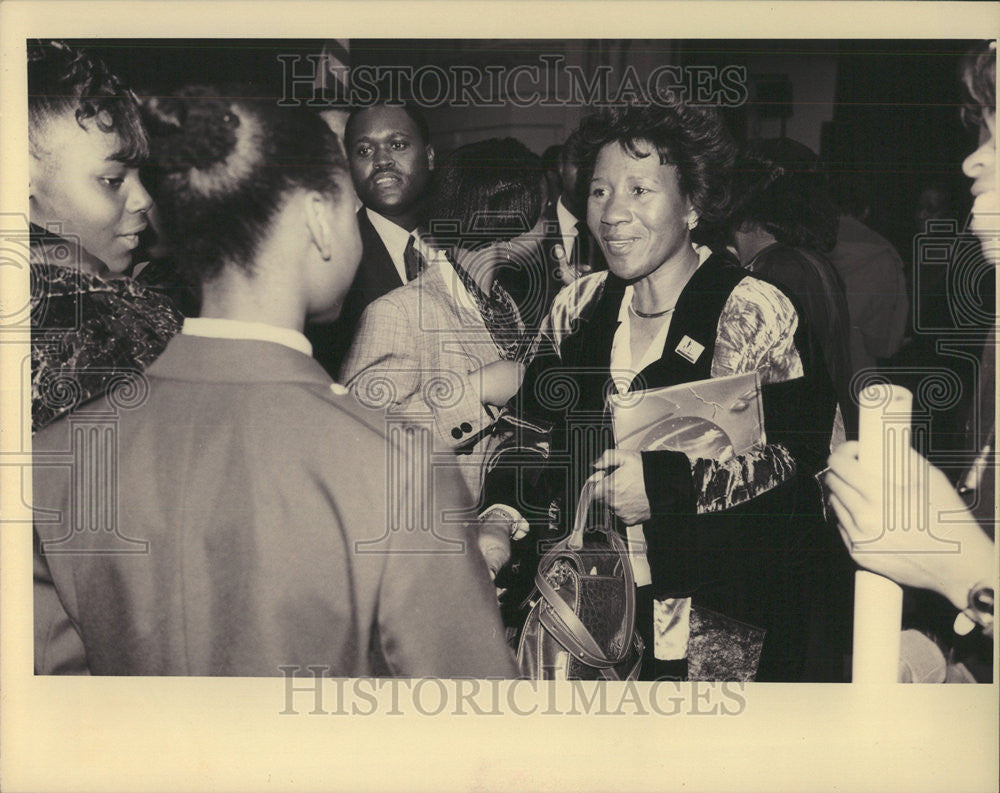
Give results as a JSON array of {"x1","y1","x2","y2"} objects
[{"x1": 1, "y1": 3, "x2": 997, "y2": 792}]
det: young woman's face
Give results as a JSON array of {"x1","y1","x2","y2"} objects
[
  {"x1": 30, "y1": 114, "x2": 152, "y2": 274},
  {"x1": 587, "y1": 141, "x2": 693, "y2": 283}
]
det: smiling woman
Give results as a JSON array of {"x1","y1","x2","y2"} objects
[
  {"x1": 27, "y1": 40, "x2": 182, "y2": 432},
  {"x1": 481, "y1": 103, "x2": 847, "y2": 681}
]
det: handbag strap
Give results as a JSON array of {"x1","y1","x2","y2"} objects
[
  {"x1": 533, "y1": 480, "x2": 638, "y2": 671},
  {"x1": 567, "y1": 471, "x2": 609, "y2": 550}
]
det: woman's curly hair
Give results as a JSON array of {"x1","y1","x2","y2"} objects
[
  {"x1": 142, "y1": 85, "x2": 349, "y2": 285},
  {"x1": 28, "y1": 39, "x2": 148, "y2": 164},
  {"x1": 574, "y1": 102, "x2": 738, "y2": 234}
]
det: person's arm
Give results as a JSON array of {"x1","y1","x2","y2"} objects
[
  {"x1": 826, "y1": 440, "x2": 995, "y2": 635},
  {"x1": 34, "y1": 530, "x2": 90, "y2": 674},
  {"x1": 373, "y1": 457, "x2": 519, "y2": 678},
  {"x1": 476, "y1": 277, "x2": 607, "y2": 565},
  {"x1": 341, "y1": 295, "x2": 494, "y2": 452},
  {"x1": 611, "y1": 277, "x2": 807, "y2": 522},
  {"x1": 860, "y1": 246, "x2": 908, "y2": 361}
]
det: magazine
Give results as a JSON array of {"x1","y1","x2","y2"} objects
[{"x1": 608, "y1": 371, "x2": 764, "y2": 461}]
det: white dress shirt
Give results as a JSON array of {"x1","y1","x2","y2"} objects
[
  {"x1": 365, "y1": 208, "x2": 441, "y2": 284},
  {"x1": 555, "y1": 196, "x2": 580, "y2": 262},
  {"x1": 608, "y1": 245, "x2": 712, "y2": 660}
]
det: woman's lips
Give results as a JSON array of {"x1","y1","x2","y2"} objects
[{"x1": 603, "y1": 237, "x2": 639, "y2": 255}]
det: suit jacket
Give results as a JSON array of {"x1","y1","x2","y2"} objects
[
  {"x1": 498, "y1": 200, "x2": 606, "y2": 335},
  {"x1": 306, "y1": 207, "x2": 404, "y2": 378},
  {"x1": 341, "y1": 264, "x2": 516, "y2": 499},
  {"x1": 33, "y1": 333, "x2": 517, "y2": 678}
]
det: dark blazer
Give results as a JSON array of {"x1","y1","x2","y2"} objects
[
  {"x1": 33, "y1": 333, "x2": 517, "y2": 678},
  {"x1": 498, "y1": 199, "x2": 606, "y2": 335},
  {"x1": 306, "y1": 207, "x2": 404, "y2": 378}
]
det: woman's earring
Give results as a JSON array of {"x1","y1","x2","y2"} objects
[
  {"x1": 687, "y1": 214, "x2": 698, "y2": 231},
  {"x1": 505, "y1": 242, "x2": 512, "y2": 261}
]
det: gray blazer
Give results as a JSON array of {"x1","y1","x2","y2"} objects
[
  {"x1": 341, "y1": 263, "x2": 517, "y2": 498},
  {"x1": 33, "y1": 334, "x2": 516, "y2": 678}
]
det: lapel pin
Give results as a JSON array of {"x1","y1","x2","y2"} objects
[{"x1": 675, "y1": 335, "x2": 705, "y2": 364}]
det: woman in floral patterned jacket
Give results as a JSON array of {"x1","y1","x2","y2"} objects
[
  {"x1": 479, "y1": 103, "x2": 840, "y2": 682},
  {"x1": 28, "y1": 41, "x2": 181, "y2": 432}
]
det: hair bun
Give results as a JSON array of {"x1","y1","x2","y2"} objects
[{"x1": 146, "y1": 88, "x2": 240, "y2": 172}]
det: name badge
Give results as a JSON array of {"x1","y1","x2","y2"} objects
[{"x1": 675, "y1": 335, "x2": 705, "y2": 364}]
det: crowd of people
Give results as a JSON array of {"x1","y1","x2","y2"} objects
[{"x1": 29, "y1": 39, "x2": 995, "y2": 681}]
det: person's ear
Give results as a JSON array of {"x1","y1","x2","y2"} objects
[
  {"x1": 304, "y1": 192, "x2": 334, "y2": 262},
  {"x1": 426, "y1": 144, "x2": 435, "y2": 171}
]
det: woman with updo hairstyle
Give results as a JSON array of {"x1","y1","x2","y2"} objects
[
  {"x1": 34, "y1": 90, "x2": 519, "y2": 677},
  {"x1": 479, "y1": 103, "x2": 843, "y2": 681},
  {"x1": 342, "y1": 136, "x2": 547, "y2": 499}
]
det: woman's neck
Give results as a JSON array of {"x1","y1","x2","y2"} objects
[
  {"x1": 631, "y1": 244, "x2": 700, "y2": 315},
  {"x1": 733, "y1": 227, "x2": 778, "y2": 268},
  {"x1": 199, "y1": 263, "x2": 305, "y2": 333}
]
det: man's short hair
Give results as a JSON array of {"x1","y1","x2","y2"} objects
[
  {"x1": 28, "y1": 39, "x2": 148, "y2": 164},
  {"x1": 343, "y1": 102, "x2": 431, "y2": 148}
]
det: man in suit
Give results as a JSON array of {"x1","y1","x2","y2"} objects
[
  {"x1": 527, "y1": 132, "x2": 606, "y2": 332},
  {"x1": 306, "y1": 103, "x2": 436, "y2": 378}
]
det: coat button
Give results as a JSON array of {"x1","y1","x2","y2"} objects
[
  {"x1": 460, "y1": 422, "x2": 472, "y2": 433},
  {"x1": 451, "y1": 427, "x2": 462, "y2": 439}
]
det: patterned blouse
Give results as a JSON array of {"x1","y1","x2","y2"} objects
[{"x1": 492, "y1": 267, "x2": 804, "y2": 519}]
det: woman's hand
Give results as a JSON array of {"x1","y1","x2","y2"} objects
[
  {"x1": 475, "y1": 360, "x2": 526, "y2": 407},
  {"x1": 825, "y1": 441, "x2": 995, "y2": 610},
  {"x1": 592, "y1": 449, "x2": 652, "y2": 525}
]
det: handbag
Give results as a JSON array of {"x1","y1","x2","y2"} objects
[{"x1": 516, "y1": 474, "x2": 644, "y2": 680}]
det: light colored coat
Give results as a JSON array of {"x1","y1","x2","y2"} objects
[{"x1": 341, "y1": 263, "x2": 515, "y2": 498}]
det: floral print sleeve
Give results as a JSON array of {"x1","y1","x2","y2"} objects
[{"x1": 691, "y1": 277, "x2": 802, "y2": 512}]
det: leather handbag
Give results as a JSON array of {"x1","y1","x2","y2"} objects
[{"x1": 516, "y1": 475, "x2": 644, "y2": 680}]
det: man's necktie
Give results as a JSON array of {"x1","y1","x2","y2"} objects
[{"x1": 403, "y1": 234, "x2": 428, "y2": 282}]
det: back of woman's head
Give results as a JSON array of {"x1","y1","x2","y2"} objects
[
  {"x1": 728, "y1": 137, "x2": 839, "y2": 253},
  {"x1": 425, "y1": 138, "x2": 543, "y2": 249},
  {"x1": 143, "y1": 85, "x2": 349, "y2": 284},
  {"x1": 575, "y1": 102, "x2": 737, "y2": 233},
  {"x1": 28, "y1": 39, "x2": 147, "y2": 164}
]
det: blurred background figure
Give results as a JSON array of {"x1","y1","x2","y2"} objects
[
  {"x1": 518, "y1": 130, "x2": 609, "y2": 332},
  {"x1": 540, "y1": 143, "x2": 562, "y2": 211},
  {"x1": 342, "y1": 137, "x2": 545, "y2": 496},
  {"x1": 826, "y1": 170, "x2": 909, "y2": 387},
  {"x1": 727, "y1": 136, "x2": 856, "y2": 441},
  {"x1": 28, "y1": 40, "x2": 181, "y2": 432}
]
